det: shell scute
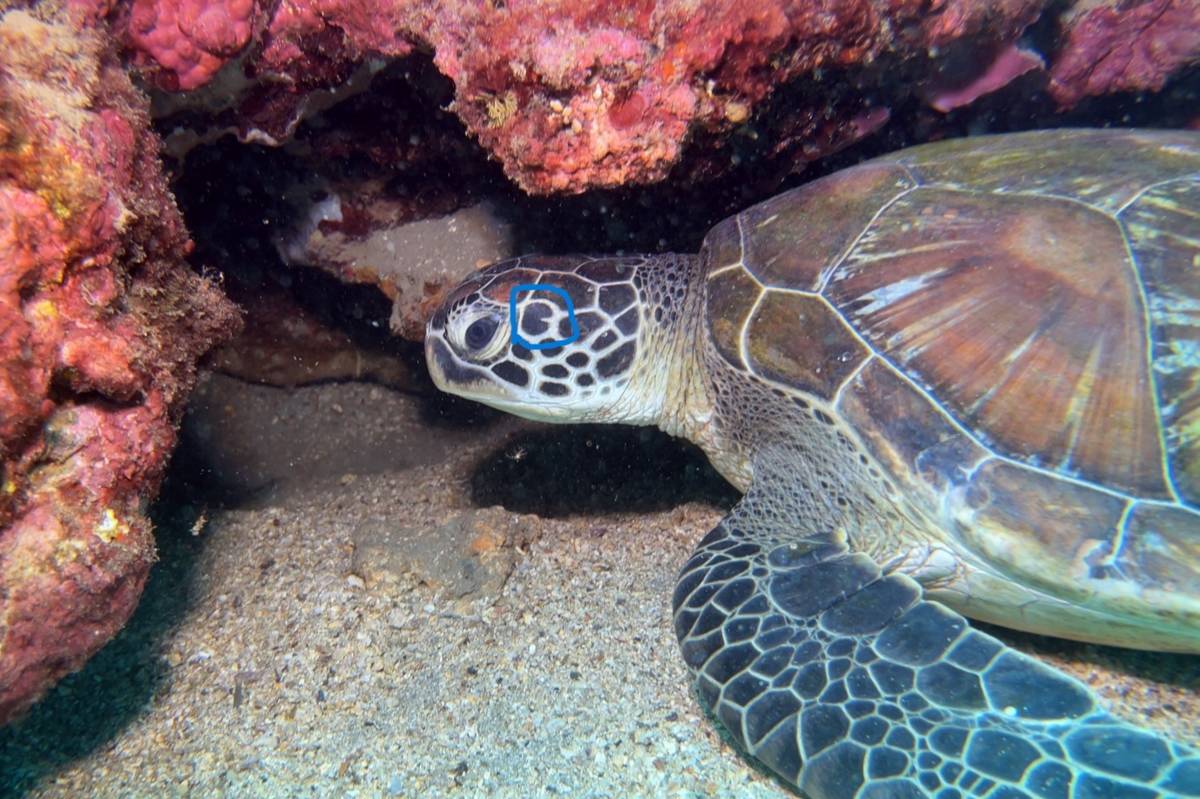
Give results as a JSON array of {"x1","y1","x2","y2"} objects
[
  {"x1": 745, "y1": 292, "x2": 869, "y2": 400},
  {"x1": 837, "y1": 359, "x2": 987, "y2": 503},
  {"x1": 728, "y1": 162, "x2": 915, "y2": 291},
  {"x1": 1120, "y1": 503, "x2": 1200, "y2": 605},
  {"x1": 954, "y1": 460, "x2": 1128, "y2": 602},
  {"x1": 706, "y1": 264, "x2": 762, "y2": 369},
  {"x1": 826, "y1": 186, "x2": 1167, "y2": 499},
  {"x1": 896, "y1": 128, "x2": 1200, "y2": 214},
  {"x1": 1121, "y1": 177, "x2": 1200, "y2": 504}
]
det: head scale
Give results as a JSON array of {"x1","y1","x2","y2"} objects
[{"x1": 426, "y1": 254, "x2": 688, "y2": 424}]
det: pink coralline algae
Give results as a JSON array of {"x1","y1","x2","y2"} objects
[
  {"x1": 926, "y1": 43, "x2": 1046, "y2": 112},
  {"x1": 0, "y1": 7, "x2": 238, "y2": 723},
  {"x1": 1049, "y1": 0, "x2": 1200, "y2": 107},
  {"x1": 119, "y1": 0, "x2": 1200, "y2": 193},
  {"x1": 125, "y1": 0, "x2": 1050, "y2": 194},
  {"x1": 128, "y1": 0, "x2": 259, "y2": 90},
  {"x1": 256, "y1": 0, "x2": 414, "y2": 74}
]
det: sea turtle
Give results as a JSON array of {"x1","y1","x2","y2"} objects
[{"x1": 424, "y1": 128, "x2": 1200, "y2": 797}]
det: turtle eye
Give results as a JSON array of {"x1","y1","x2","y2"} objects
[{"x1": 464, "y1": 315, "x2": 500, "y2": 351}]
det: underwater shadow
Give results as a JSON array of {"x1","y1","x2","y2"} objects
[
  {"x1": 0, "y1": 462, "x2": 210, "y2": 796},
  {"x1": 982, "y1": 622, "x2": 1200, "y2": 693},
  {"x1": 415, "y1": 386, "x2": 504, "y2": 431},
  {"x1": 470, "y1": 423, "x2": 740, "y2": 517},
  {"x1": 467, "y1": 420, "x2": 1199, "y2": 758}
]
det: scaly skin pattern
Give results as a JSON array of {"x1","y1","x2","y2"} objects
[{"x1": 673, "y1": 370, "x2": 1200, "y2": 797}]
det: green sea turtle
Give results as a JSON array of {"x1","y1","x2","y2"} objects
[{"x1": 425, "y1": 128, "x2": 1200, "y2": 797}]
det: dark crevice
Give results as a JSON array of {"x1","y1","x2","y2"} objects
[{"x1": 979, "y1": 622, "x2": 1200, "y2": 691}]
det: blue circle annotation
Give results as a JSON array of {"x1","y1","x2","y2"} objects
[{"x1": 509, "y1": 283, "x2": 580, "y2": 350}]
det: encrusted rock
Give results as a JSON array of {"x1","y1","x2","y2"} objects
[
  {"x1": 351, "y1": 508, "x2": 538, "y2": 607},
  {"x1": 1048, "y1": 0, "x2": 1200, "y2": 107},
  {"x1": 0, "y1": 6, "x2": 238, "y2": 723},
  {"x1": 128, "y1": 0, "x2": 261, "y2": 90},
  {"x1": 279, "y1": 197, "x2": 514, "y2": 341},
  {"x1": 121, "y1": 0, "x2": 1068, "y2": 194}
]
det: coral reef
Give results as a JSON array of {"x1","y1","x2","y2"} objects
[
  {"x1": 1049, "y1": 0, "x2": 1200, "y2": 107},
  {"x1": 128, "y1": 0, "x2": 1055, "y2": 194},
  {"x1": 128, "y1": 0, "x2": 260, "y2": 90},
  {"x1": 0, "y1": 7, "x2": 237, "y2": 723},
  {"x1": 114, "y1": 0, "x2": 1200, "y2": 195}
]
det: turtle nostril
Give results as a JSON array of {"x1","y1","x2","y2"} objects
[{"x1": 465, "y1": 316, "x2": 499, "y2": 350}]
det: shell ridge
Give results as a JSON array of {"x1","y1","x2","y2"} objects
[
  {"x1": 737, "y1": 289, "x2": 766, "y2": 374},
  {"x1": 814, "y1": 181, "x2": 919, "y2": 295},
  {"x1": 1114, "y1": 201, "x2": 1180, "y2": 505},
  {"x1": 1115, "y1": 172, "x2": 1200, "y2": 217},
  {"x1": 831, "y1": 354, "x2": 875, "y2": 409}
]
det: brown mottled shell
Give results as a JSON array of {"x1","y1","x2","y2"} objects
[{"x1": 702, "y1": 129, "x2": 1200, "y2": 613}]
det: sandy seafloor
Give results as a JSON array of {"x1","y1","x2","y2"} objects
[{"x1": 1, "y1": 373, "x2": 1198, "y2": 799}]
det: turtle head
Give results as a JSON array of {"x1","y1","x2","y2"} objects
[{"x1": 425, "y1": 254, "x2": 695, "y2": 425}]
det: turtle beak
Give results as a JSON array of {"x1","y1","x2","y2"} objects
[
  {"x1": 424, "y1": 333, "x2": 449, "y2": 393},
  {"x1": 425, "y1": 330, "x2": 580, "y2": 422},
  {"x1": 425, "y1": 334, "x2": 491, "y2": 395}
]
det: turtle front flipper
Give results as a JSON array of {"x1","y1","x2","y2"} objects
[{"x1": 673, "y1": 496, "x2": 1200, "y2": 797}]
